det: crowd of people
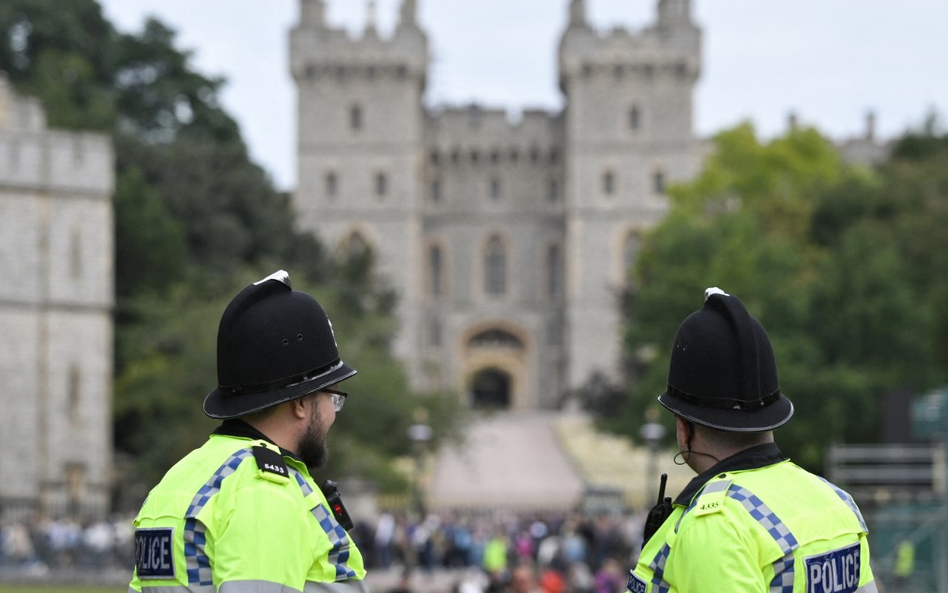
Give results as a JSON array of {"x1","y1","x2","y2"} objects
[
  {"x1": 354, "y1": 509, "x2": 648, "y2": 593},
  {"x1": 0, "y1": 508, "x2": 646, "y2": 593},
  {"x1": 0, "y1": 514, "x2": 134, "y2": 576}
]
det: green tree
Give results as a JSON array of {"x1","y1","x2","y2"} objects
[
  {"x1": 1, "y1": 1, "x2": 464, "y2": 501},
  {"x1": 603, "y1": 122, "x2": 944, "y2": 470}
]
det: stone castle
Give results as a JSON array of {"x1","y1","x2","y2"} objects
[
  {"x1": 290, "y1": 0, "x2": 706, "y2": 409},
  {"x1": 0, "y1": 75, "x2": 114, "y2": 518}
]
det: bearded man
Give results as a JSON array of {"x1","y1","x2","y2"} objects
[{"x1": 129, "y1": 270, "x2": 367, "y2": 593}]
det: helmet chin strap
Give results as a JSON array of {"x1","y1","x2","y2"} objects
[
  {"x1": 674, "y1": 420, "x2": 721, "y2": 466},
  {"x1": 673, "y1": 448, "x2": 721, "y2": 466}
]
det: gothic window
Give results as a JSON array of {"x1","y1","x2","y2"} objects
[
  {"x1": 484, "y1": 236, "x2": 506, "y2": 296},
  {"x1": 68, "y1": 366, "x2": 81, "y2": 426},
  {"x1": 344, "y1": 232, "x2": 370, "y2": 262},
  {"x1": 375, "y1": 171, "x2": 387, "y2": 198},
  {"x1": 70, "y1": 226, "x2": 82, "y2": 279},
  {"x1": 469, "y1": 329, "x2": 523, "y2": 350},
  {"x1": 630, "y1": 105, "x2": 641, "y2": 130},
  {"x1": 653, "y1": 169, "x2": 666, "y2": 194},
  {"x1": 547, "y1": 244, "x2": 563, "y2": 299},
  {"x1": 490, "y1": 176, "x2": 502, "y2": 200},
  {"x1": 349, "y1": 104, "x2": 362, "y2": 131},
  {"x1": 325, "y1": 171, "x2": 338, "y2": 198},
  {"x1": 429, "y1": 245, "x2": 443, "y2": 297},
  {"x1": 623, "y1": 232, "x2": 642, "y2": 278},
  {"x1": 602, "y1": 170, "x2": 615, "y2": 196}
]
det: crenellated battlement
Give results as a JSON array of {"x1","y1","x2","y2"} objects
[
  {"x1": 426, "y1": 106, "x2": 561, "y2": 154},
  {"x1": 558, "y1": 0, "x2": 701, "y2": 89},
  {"x1": 290, "y1": 0, "x2": 427, "y2": 86}
]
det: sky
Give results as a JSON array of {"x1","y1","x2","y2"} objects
[{"x1": 98, "y1": 0, "x2": 948, "y2": 192}]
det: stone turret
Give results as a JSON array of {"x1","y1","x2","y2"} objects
[
  {"x1": 290, "y1": 0, "x2": 428, "y2": 371},
  {"x1": 557, "y1": 0, "x2": 704, "y2": 390}
]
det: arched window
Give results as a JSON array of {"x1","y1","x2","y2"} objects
[
  {"x1": 429, "y1": 245, "x2": 443, "y2": 297},
  {"x1": 68, "y1": 366, "x2": 81, "y2": 425},
  {"x1": 70, "y1": 226, "x2": 82, "y2": 279},
  {"x1": 490, "y1": 176, "x2": 501, "y2": 200},
  {"x1": 629, "y1": 105, "x2": 641, "y2": 130},
  {"x1": 343, "y1": 231, "x2": 369, "y2": 262},
  {"x1": 602, "y1": 170, "x2": 615, "y2": 196},
  {"x1": 653, "y1": 169, "x2": 666, "y2": 194},
  {"x1": 349, "y1": 104, "x2": 363, "y2": 131},
  {"x1": 547, "y1": 244, "x2": 562, "y2": 298},
  {"x1": 375, "y1": 171, "x2": 387, "y2": 198},
  {"x1": 469, "y1": 329, "x2": 524, "y2": 350},
  {"x1": 325, "y1": 171, "x2": 338, "y2": 198},
  {"x1": 623, "y1": 232, "x2": 641, "y2": 276},
  {"x1": 484, "y1": 236, "x2": 506, "y2": 296}
]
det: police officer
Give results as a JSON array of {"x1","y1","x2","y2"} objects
[
  {"x1": 129, "y1": 270, "x2": 367, "y2": 593},
  {"x1": 627, "y1": 288, "x2": 877, "y2": 593}
]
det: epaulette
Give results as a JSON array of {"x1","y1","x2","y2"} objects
[
  {"x1": 252, "y1": 441, "x2": 290, "y2": 484},
  {"x1": 694, "y1": 477, "x2": 733, "y2": 517}
]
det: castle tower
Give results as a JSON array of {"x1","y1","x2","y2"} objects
[
  {"x1": 0, "y1": 74, "x2": 114, "y2": 518},
  {"x1": 558, "y1": 0, "x2": 702, "y2": 390},
  {"x1": 290, "y1": 0, "x2": 429, "y2": 372}
]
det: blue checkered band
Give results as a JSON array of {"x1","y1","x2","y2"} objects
[
  {"x1": 286, "y1": 465, "x2": 356, "y2": 581},
  {"x1": 818, "y1": 477, "x2": 868, "y2": 533},
  {"x1": 183, "y1": 448, "x2": 253, "y2": 586},
  {"x1": 314, "y1": 503, "x2": 357, "y2": 580},
  {"x1": 728, "y1": 485, "x2": 800, "y2": 593},
  {"x1": 293, "y1": 468, "x2": 315, "y2": 497},
  {"x1": 648, "y1": 542, "x2": 672, "y2": 593}
]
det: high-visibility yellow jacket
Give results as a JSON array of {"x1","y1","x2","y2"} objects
[
  {"x1": 628, "y1": 443, "x2": 876, "y2": 593},
  {"x1": 129, "y1": 421, "x2": 367, "y2": 593}
]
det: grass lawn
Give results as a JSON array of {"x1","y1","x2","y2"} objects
[{"x1": 0, "y1": 587, "x2": 124, "y2": 593}]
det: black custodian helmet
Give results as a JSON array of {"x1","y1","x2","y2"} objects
[
  {"x1": 657, "y1": 287, "x2": 793, "y2": 432},
  {"x1": 203, "y1": 270, "x2": 357, "y2": 419}
]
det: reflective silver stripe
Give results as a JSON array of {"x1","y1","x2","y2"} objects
[
  {"x1": 818, "y1": 476, "x2": 869, "y2": 533},
  {"x1": 219, "y1": 580, "x2": 303, "y2": 593},
  {"x1": 856, "y1": 580, "x2": 878, "y2": 593},
  {"x1": 303, "y1": 580, "x2": 370, "y2": 593},
  {"x1": 140, "y1": 585, "x2": 214, "y2": 593}
]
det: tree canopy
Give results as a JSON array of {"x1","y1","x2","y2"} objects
[
  {"x1": 0, "y1": 0, "x2": 463, "y2": 501},
  {"x1": 598, "y1": 121, "x2": 948, "y2": 469}
]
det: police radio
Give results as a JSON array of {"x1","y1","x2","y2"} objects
[
  {"x1": 321, "y1": 480, "x2": 354, "y2": 531},
  {"x1": 642, "y1": 473, "x2": 673, "y2": 548}
]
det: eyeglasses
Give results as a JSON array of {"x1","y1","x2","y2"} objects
[{"x1": 322, "y1": 388, "x2": 348, "y2": 412}]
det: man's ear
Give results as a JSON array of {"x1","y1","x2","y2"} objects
[
  {"x1": 675, "y1": 415, "x2": 694, "y2": 445},
  {"x1": 292, "y1": 395, "x2": 311, "y2": 420}
]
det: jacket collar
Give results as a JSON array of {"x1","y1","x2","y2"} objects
[
  {"x1": 213, "y1": 418, "x2": 303, "y2": 462},
  {"x1": 673, "y1": 442, "x2": 787, "y2": 506}
]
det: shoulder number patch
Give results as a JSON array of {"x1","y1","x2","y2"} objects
[
  {"x1": 627, "y1": 570, "x2": 648, "y2": 593},
  {"x1": 135, "y1": 527, "x2": 175, "y2": 579},
  {"x1": 253, "y1": 445, "x2": 289, "y2": 482},
  {"x1": 805, "y1": 542, "x2": 861, "y2": 593}
]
